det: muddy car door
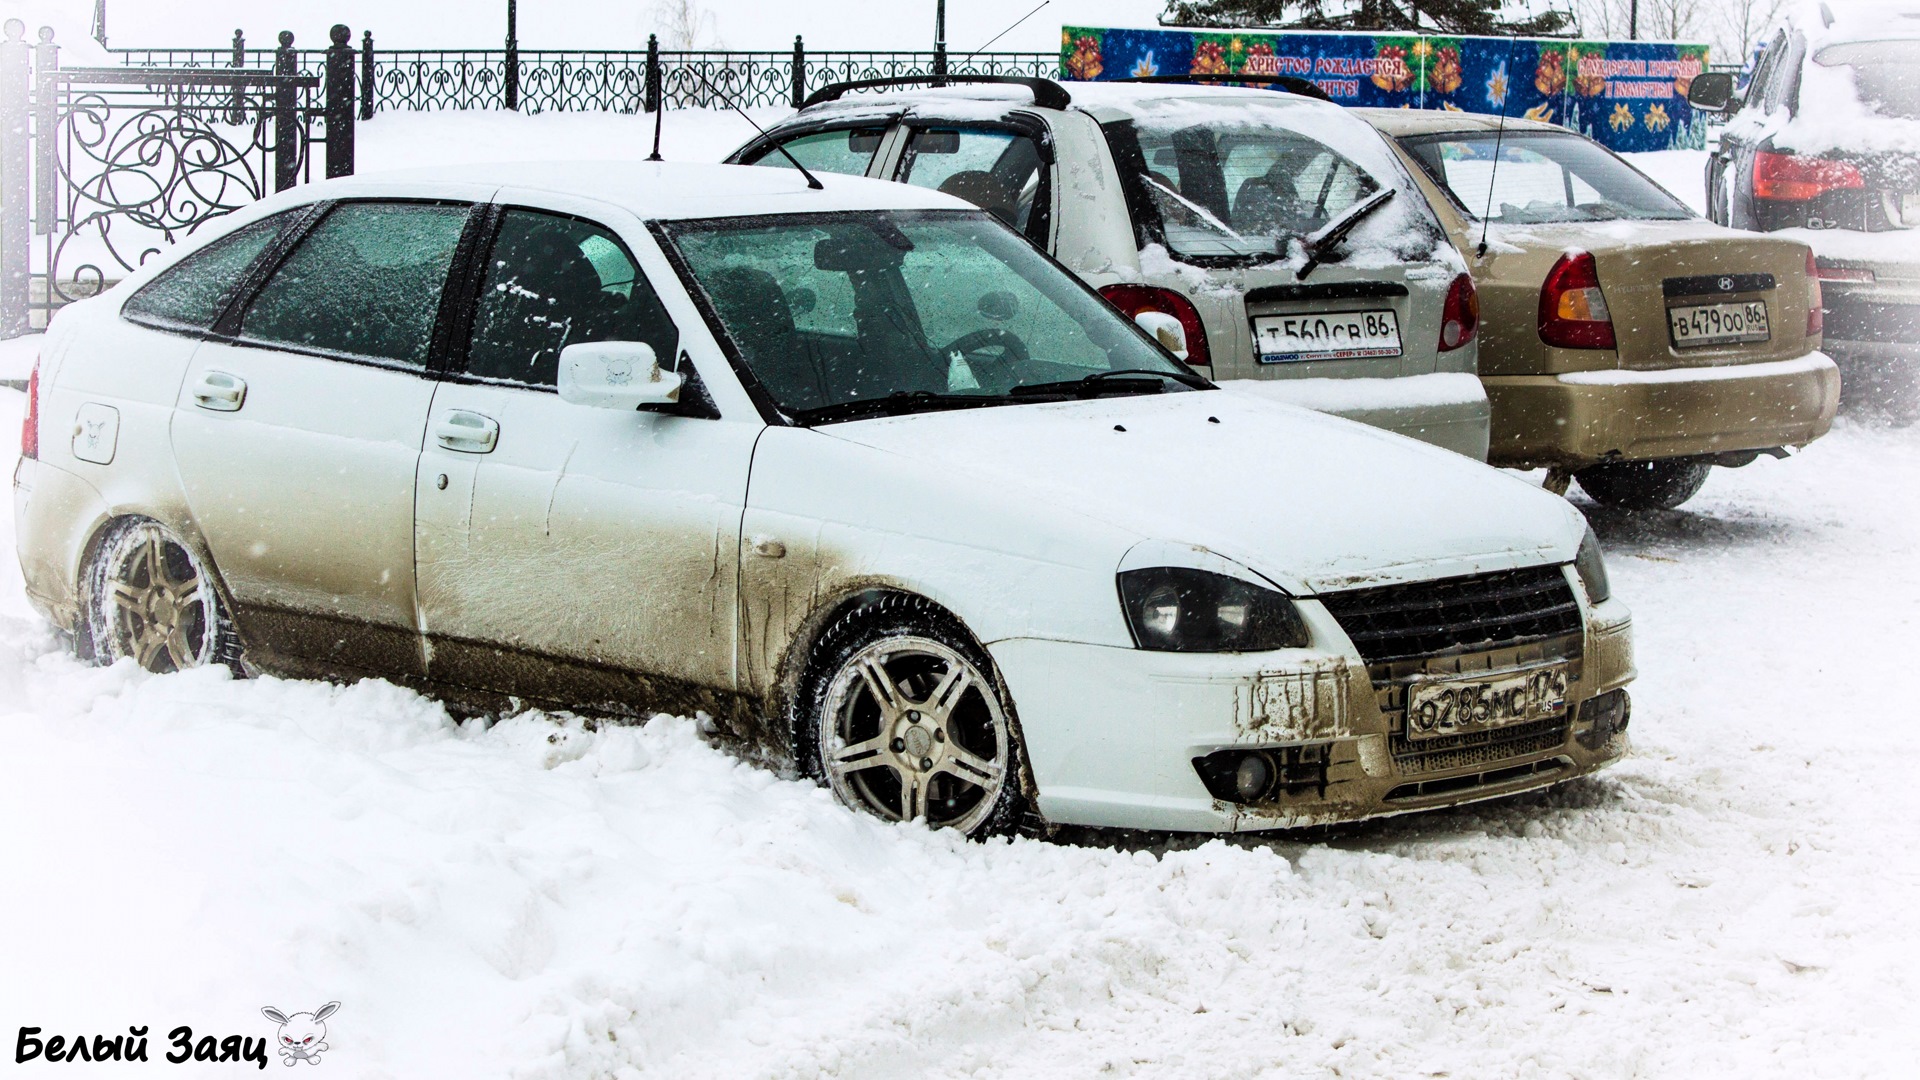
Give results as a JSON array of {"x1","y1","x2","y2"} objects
[{"x1": 412, "y1": 197, "x2": 759, "y2": 714}]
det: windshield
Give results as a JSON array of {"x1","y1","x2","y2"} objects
[
  {"x1": 1815, "y1": 42, "x2": 1920, "y2": 120},
  {"x1": 663, "y1": 211, "x2": 1202, "y2": 424},
  {"x1": 1105, "y1": 98, "x2": 1436, "y2": 263},
  {"x1": 1400, "y1": 131, "x2": 1694, "y2": 224}
]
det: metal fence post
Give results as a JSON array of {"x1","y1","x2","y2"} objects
[
  {"x1": 359, "y1": 30, "x2": 374, "y2": 120},
  {"x1": 791, "y1": 35, "x2": 805, "y2": 109},
  {"x1": 227, "y1": 29, "x2": 244, "y2": 124},
  {"x1": 324, "y1": 24, "x2": 354, "y2": 178},
  {"x1": 273, "y1": 31, "x2": 298, "y2": 192},
  {"x1": 645, "y1": 34, "x2": 659, "y2": 114},
  {"x1": 0, "y1": 19, "x2": 30, "y2": 338},
  {"x1": 32, "y1": 27, "x2": 55, "y2": 237},
  {"x1": 504, "y1": 0, "x2": 518, "y2": 110}
]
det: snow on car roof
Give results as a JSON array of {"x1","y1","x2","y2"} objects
[
  {"x1": 297, "y1": 160, "x2": 971, "y2": 219},
  {"x1": 1786, "y1": 0, "x2": 1920, "y2": 44},
  {"x1": 1348, "y1": 108, "x2": 1565, "y2": 137},
  {"x1": 795, "y1": 79, "x2": 1342, "y2": 125}
]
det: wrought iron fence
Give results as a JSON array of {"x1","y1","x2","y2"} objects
[{"x1": 114, "y1": 37, "x2": 1060, "y2": 113}]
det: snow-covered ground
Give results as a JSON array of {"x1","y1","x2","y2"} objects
[{"x1": 6, "y1": 390, "x2": 1920, "y2": 1075}]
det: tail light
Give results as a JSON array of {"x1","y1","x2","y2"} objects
[
  {"x1": 1439, "y1": 273, "x2": 1479, "y2": 352},
  {"x1": 1538, "y1": 251, "x2": 1616, "y2": 350},
  {"x1": 1753, "y1": 150, "x2": 1864, "y2": 201},
  {"x1": 1815, "y1": 261, "x2": 1874, "y2": 284},
  {"x1": 1805, "y1": 247, "x2": 1824, "y2": 337},
  {"x1": 1099, "y1": 284, "x2": 1210, "y2": 368},
  {"x1": 20, "y1": 358, "x2": 38, "y2": 460}
]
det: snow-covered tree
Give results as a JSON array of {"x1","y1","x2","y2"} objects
[{"x1": 1159, "y1": 0, "x2": 1575, "y2": 36}]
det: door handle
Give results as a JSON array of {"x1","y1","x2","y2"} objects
[
  {"x1": 434, "y1": 410, "x2": 498, "y2": 454},
  {"x1": 191, "y1": 370, "x2": 246, "y2": 412}
]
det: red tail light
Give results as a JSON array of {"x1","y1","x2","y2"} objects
[
  {"x1": 1753, "y1": 150, "x2": 1864, "y2": 201},
  {"x1": 1439, "y1": 273, "x2": 1479, "y2": 352},
  {"x1": 20, "y1": 358, "x2": 38, "y2": 460},
  {"x1": 1099, "y1": 284, "x2": 1210, "y2": 368},
  {"x1": 1538, "y1": 251, "x2": 1616, "y2": 350},
  {"x1": 1805, "y1": 247, "x2": 1824, "y2": 337}
]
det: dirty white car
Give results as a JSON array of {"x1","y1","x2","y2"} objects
[{"x1": 13, "y1": 162, "x2": 1631, "y2": 837}]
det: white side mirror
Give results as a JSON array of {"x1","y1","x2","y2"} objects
[
  {"x1": 1133, "y1": 311, "x2": 1189, "y2": 361},
  {"x1": 556, "y1": 342, "x2": 683, "y2": 410}
]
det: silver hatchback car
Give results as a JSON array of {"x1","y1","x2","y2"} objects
[{"x1": 727, "y1": 77, "x2": 1491, "y2": 458}]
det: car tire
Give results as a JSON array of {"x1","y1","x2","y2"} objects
[
  {"x1": 793, "y1": 593, "x2": 1031, "y2": 838},
  {"x1": 80, "y1": 518, "x2": 242, "y2": 674},
  {"x1": 1574, "y1": 457, "x2": 1713, "y2": 510}
]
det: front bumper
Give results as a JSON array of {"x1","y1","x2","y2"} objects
[
  {"x1": 1485, "y1": 352, "x2": 1840, "y2": 469},
  {"x1": 1218, "y1": 372, "x2": 1492, "y2": 461},
  {"x1": 989, "y1": 596, "x2": 1635, "y2": 833}
]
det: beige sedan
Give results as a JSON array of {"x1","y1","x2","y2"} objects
[{"x1": 1358, "y1": 110, "x2": 1840, "y2": 509}]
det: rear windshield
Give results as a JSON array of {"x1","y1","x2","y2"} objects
[
  {"x1": 1814, "y1": 42, "x2": 1920, "y2": 120},
  {"x1": 1398, "y1": 130, "x2": 1693, "y2": 224},
  {"x1": 1105, "y1": 99, "x2": 1442, "y2": 263}
]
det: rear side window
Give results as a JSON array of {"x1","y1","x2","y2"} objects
[
  {"x1": 895, "y1": 127, "x2": 1050, "y2": 239},
  {"x1": 465, "y1": 208, "x2": 680, "y2": 387},
  {"x1": 749, "y1": 127, "x2": 886, "y2": 177},
  {"x1": 121, "y1": 213, "x2": 290, "y2": 331},
  {"x1": 241, "y1": 201, "x2": 470, "y2": 369}
]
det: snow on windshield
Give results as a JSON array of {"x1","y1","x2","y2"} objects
[{"x1": 1772, "y1": 7, "x2": 1920, "y2": 156}]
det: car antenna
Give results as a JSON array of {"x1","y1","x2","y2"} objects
[
  {"x1": 695, "y1": 68, "x2": 823, "y2": 189},
  {"x1": 1476, "y1": 34, "x2": 1522, "y2": 259},
  {"x1": 958, "y1": 0, "x2": 1050, "y2": 63}
]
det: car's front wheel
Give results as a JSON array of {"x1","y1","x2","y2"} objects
[
  {"x1": 81, "y1": 518, "x2": 240, "y2": 673},
  {"x1": 795, "y1": 596, "x2": 1028, "y2": 837},
  {"x1": 1574, "y1": 457, "x2": 1713, "y2": 510}
]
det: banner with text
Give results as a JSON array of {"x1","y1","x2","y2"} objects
[{"x1": 1060, "y1": 27, "x2": 1712, "y2": 152}]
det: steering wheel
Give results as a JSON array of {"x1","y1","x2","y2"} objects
[{"x1": 939, "y1": 328, "x2": 1030, "y2": 389}]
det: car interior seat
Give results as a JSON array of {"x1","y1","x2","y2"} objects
[{"x1": 701, "y1": 266, "x2": 829, "y2": 409}]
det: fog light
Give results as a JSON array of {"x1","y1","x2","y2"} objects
[
  {"x1": 1576, "y1": 689, "x2": 1631, "y2": 749},
  {"x1": 1233, "y1": 753, "x2": 1273, "y2": 801}
]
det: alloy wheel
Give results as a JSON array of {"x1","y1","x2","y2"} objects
[{"x1": 95, "y1": 524, "x2": 216, "y2": 673}]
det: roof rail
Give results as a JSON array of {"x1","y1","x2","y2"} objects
[
  {"x1": 1117, "y1": 73, "x2": 1334, "y2": 104},
  {"x1": 800, "y1": 74, "x2": 1073, "y2": 111}
]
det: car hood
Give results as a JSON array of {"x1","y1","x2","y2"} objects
[{"x1": 819, "y1": 389, "x2": 1583, "y2": 595}]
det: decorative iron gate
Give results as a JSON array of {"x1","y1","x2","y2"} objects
[{"x1": 0, "y1": 22, "x2": 357, "y2": 337}]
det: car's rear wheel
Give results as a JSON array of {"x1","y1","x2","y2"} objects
[
  {"x1": 795, "y1": 596, "x2": 1028, "y2": 838},
  {"x1": 81, "y1": 519, "x2": 240, "y2": 673},
  {"x1": 1574, "y1": 457, "x2": 1713, "y2": 510}
]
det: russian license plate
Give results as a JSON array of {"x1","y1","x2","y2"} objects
[
  {"x1": 1405, "y1": 665, "x2": 1569, "y2": 740},
  {"x1": 1253, "y1": 309, "x2": 1402, "y2": 363},
  {"x1": 1668, "y1": 300, "x2": 1770, "y2": 348}
]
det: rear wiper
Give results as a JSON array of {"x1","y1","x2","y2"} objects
[
  {"x1": 1298, "y1": 188, "x2": 1396, "y2": 281},
  {"x1": 1008, "y1": 368, "x2": 1211, "y2": 398},
  {"x1": 798, "y1": 389, "x2": 994, "y2": 425}
]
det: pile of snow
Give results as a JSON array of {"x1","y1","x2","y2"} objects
[{"x1": 5, "y1": 383, "x2": 1920, "y2": 1075}]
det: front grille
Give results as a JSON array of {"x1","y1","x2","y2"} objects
[
  {"x1": 1389, "y1": 713, "x2": 1572, "y2": 774},
  {"x1": 1385, "y1": 757, "x2": 1569, "y2": 802},
  {"x1": 1319, "y1": 565, "x2": 1582, "y2": 666}
]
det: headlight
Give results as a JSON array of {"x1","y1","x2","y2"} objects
[
  {"x1": 1574, "y1": 525, "x2": 1611, "y2": 606},
  {"x1": 1118, "y1": 567, "x2": 1309, "y2": 652}
]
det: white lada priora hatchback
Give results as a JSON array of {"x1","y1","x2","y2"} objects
[{"x1": 13, "y1": 163, "x2": 1633, "y2": 837}]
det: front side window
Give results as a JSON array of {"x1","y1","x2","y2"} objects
[
  {"x1": 465, "y1": 209, "x2": 680, "y2": 387},
  {"x1": 748, "y1": 127, "x2": 887, "y2": 178},
  {"x1": 664, "y1": 210, "x2": 1199, "y2": 424},
  {"x1": 1400, "y1": 131, "x2": 1693, "y2": 225},
  {"x1": 122, "y1": 212, "x2": 292, "y2": 330},
  {"x1": 1106, "y1": 101, "x2": 1441, "y2": 263},
  {"x1": 241, "y1": 201, "x2": 470, "y2": 368},
  {"x1": 895, "y1": 126, "x2": 1049, "y2": 237}
]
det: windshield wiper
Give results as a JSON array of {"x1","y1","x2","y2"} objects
[
  {"x1": 798, "y1": 389, "x2": 998, "y2": 425},
  {"x1": 1298, "y1": 188, "x2": 1396, "y2": 281},
  {"x1": 1008, "y1": 368, "x2": 1212, "y2": 398}
]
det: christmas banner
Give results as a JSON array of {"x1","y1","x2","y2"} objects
[{"x1": 1059, "y1": 27, "x2": 1713, "y2": 153}]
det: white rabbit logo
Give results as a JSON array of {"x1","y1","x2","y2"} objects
[{"x1": 261, "y1": 1002, "x2": 338, "y2": 1067}]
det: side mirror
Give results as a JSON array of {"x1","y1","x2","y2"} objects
[
  {"x1": 1687, "y1": 72, "x2": 1738, "y2": 113},
  {"x1": 556, "y1": 342, "x2": 683, "y2": 410},
  {"x1": 1133, "y1": 311, "x2": 1189, "y2": 361}
]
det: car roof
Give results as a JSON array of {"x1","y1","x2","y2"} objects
[
  {"x1": 1783, "y1": 0, "x2": 1920, "y2": 44},
  {"x1": 294, "y1": 160, "x2": 971, "y2": 219},
  {"x1": 792, "y1": 80, "x2": 1347, "y2": 125},
  {"x1": 1349, "y1": 108, "x2": 1568, "y2": 138}
]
